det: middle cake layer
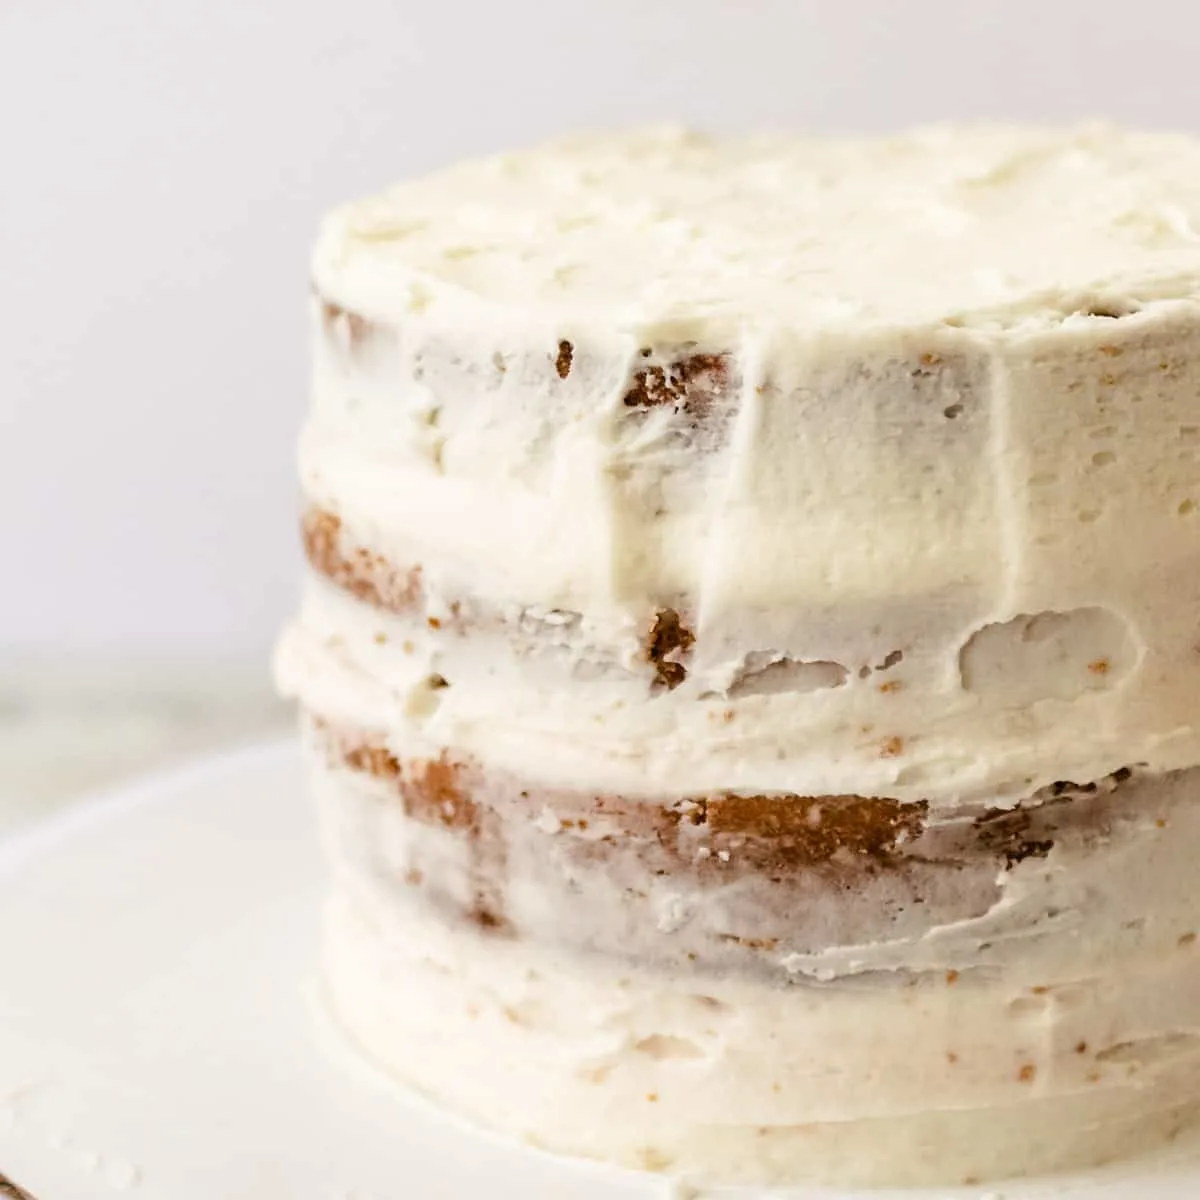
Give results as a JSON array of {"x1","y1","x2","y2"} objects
[{"x1": 303, "y1": 710, "x2": 1197, "y2": 986}]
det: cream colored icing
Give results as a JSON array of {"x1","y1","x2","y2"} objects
[
  {"x1": 324, "y1": 834, "x2": 1200, "y2": 1188},
  {"x1": 313, "y1": 123, "x2": 1200, "y2": 336},
  {"x1": 279, "y1": 125, "x2": 1200, "y2": 1186}
]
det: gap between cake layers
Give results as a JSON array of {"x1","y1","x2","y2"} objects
[{"x1": 275, "y1": 126, "x2": 1200, "y2": 1187}]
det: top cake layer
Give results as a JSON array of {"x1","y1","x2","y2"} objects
[{"x1": 314, "y1": 123, "x2": 1200, "y2": 338}]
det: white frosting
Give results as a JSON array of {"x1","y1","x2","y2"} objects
[
  {"x1": 280, "y1": 125, "x2": 1200, "y2": 1185},
  {"x1": 325, "y1": 856, "x2": 1200, "y2": 1189},
  {"x1": 313, "y1": 123, "x2": 1200, "y2": 336}
]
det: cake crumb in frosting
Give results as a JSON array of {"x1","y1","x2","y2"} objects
[
  {"x1": 623, "y1": 353, "x2": 729, "y2": 416},
  {"x1": 646, "y1": 608, "x2": 695, "y2": 690}
]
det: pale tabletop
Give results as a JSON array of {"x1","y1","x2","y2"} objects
[
  {"x1": 0, "y1": 654, "x2": 291, "y2": 836},
  {"x1": 0, "y1": 655, "x2": 291, "y2": 1199}
]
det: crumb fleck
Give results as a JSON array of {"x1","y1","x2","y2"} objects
[
  {"x1": 947, "y1": 1051, "x2": 959, "y2": 1064},
  {"x1": 623, "y1": 352, "x2": 728, "y2": 416},
  {"x1": 719, "y1": 933, "x2": 778, "y2": 951},
  {"x1": 945, "y1": 969, "x2": 960, "y2": 985},
  {"x1": 1018, "y1": 1063, "x2": 1037, "y2": 1084},
  {"x1": 1088, "y1": 658, "x2": 1109, "y2": 674},
  {"x1": 878, "y1": 680, "x2": 902, "y2": 694},
  {"x1": 880, "y1": 735, "x2": 904, "y2": 758},
  {"x1": 1180, "y1": 932, "x2": 1196, "y2": 947},
  {"x1": 427, "y1": 616, "x2": 442, "y2": 630},
  {"x1": 555, "y1": 339, "x2": 574, "y2": 379},
  {"x1": 1076, "y1": 1040, "x2": 1089, "y2": 1054},
  {"x1": 646, "y1": 608, "x2": 695, "y2": 691}
]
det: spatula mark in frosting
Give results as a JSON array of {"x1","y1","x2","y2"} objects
[
  {"x1": 725, "y1": 654, "x2": 849, "y2": 699},
  {"x1": 959, "y1": 607, "x2": 1138, "y2": 703}
]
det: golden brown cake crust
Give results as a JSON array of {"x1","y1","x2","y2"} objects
[
  {"x1": 314, "y1": 713, "x2": 931, "y2": 869},
  {"x1": 302, "y1": 510, "x2": 425, "y2": 617},
  {"x1": 300, "y1": 506, "x2": 698, "y2": 683},
  {"x1": 305, "y1": 711, "x2": 1167, "y2": 981}
]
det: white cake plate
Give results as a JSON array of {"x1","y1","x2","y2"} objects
[{"x1": 1, "y1": 742, "x2": 1199, "y2": 1200}]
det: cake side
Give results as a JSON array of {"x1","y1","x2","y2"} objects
[
  {"x1": 277, "y1": 124, "x2": 1200, "y2": 1187},
  {"x1": 324, "y1": 884, "x2": 1200, "y2": 1188}
]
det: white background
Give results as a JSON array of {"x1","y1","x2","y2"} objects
[{"x1": 3, "y1": 0, "x2": 1199, "y2": 658}]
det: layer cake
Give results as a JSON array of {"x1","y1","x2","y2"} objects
[{"x1": 276, "y1": 125, "x2": 1200, "y2": 1186}]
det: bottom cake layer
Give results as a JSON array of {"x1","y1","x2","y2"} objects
[{"x1": 324, "y1": 873, "x2": 1200, "y2": 1188}]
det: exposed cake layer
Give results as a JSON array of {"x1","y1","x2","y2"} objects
[
  {"x1": 325, "y1": 878, "x2": 1200, "y2": 1188},
  {"x1": 306, "y1": 713, "x2": 1199, "y2": 984},
  {"x1": 278, "y1": 571, "x2": 1187, "y2": 806}
]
